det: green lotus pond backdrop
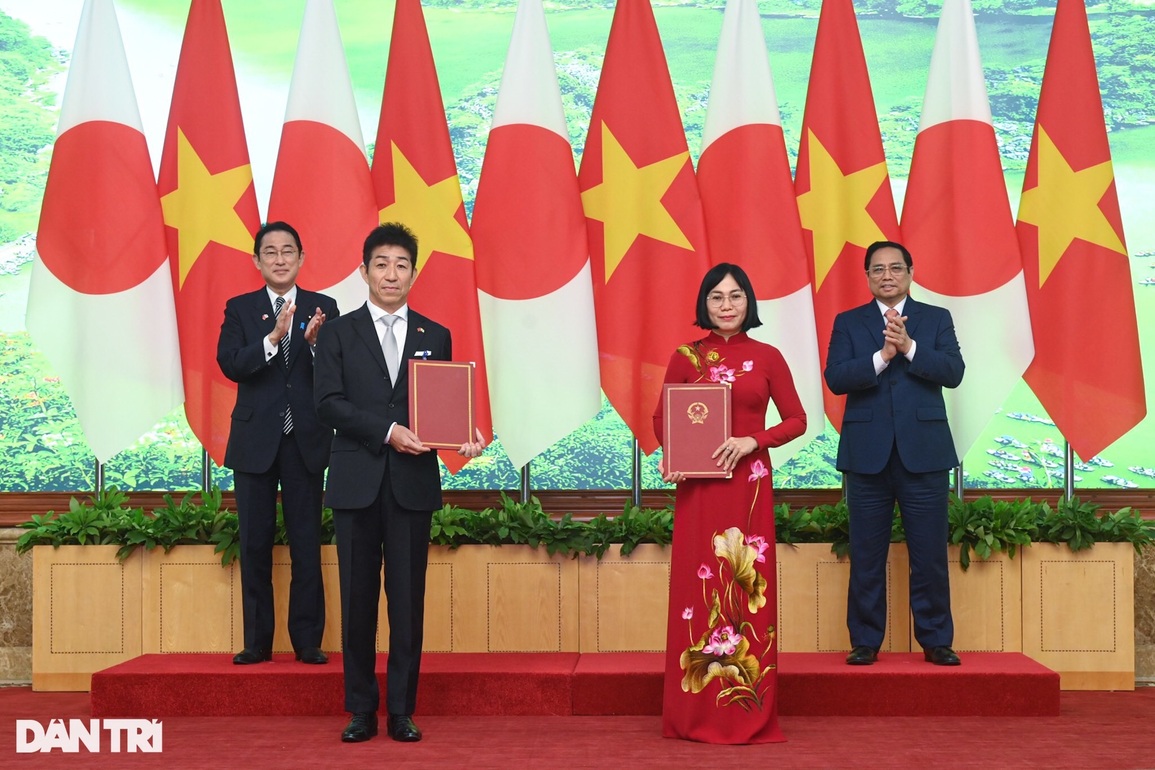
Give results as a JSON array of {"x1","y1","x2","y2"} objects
[{"x1": 0, "y1": 0, "x2": 1153, "y2": 492}]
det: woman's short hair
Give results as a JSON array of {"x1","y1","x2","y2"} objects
[{"x1": 694, "y1": 263, "x2": 762, "y2": 331}]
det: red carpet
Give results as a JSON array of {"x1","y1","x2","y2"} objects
[
  {"x1": 89, "y1": 652, "x2": 1058, "y2": 718},
  {"x1": 7, "y1": 686, "x2": 1152, "y2": 769}
]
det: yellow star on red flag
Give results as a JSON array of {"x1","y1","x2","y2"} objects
[
  {"x1": 581, "y1": 122, "x2": 692, "y2": 283},
  {"x1": 160, "y1": 128, "x2": 255, "y2": 288},
  {"x1": 1017, "y1": 126, "x2": 1125, "y2": 287},
  {"x1": 379, "y1": 142, "x2": 473, "y2": 262},
  {"x1": 796, "y1": 129, "x2": 888, "y2": 290}
]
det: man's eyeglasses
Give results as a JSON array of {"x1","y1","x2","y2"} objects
[
  {"x1": 867, "y1": 263, "x2": 908, "y2": 277},
  {"x1": 259, "y1": 247, "x2": 300, "y2": 261},
  {"x1": 706, "y1": 291, "x2": 747, "y2": 307}
]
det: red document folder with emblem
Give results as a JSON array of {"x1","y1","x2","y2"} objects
[
  {"x1": 662, "y1": 383, "x2": 732, "y2": 478},
  {"x1": 409, "y1": 360, "x2": 476, "y2": 449}
]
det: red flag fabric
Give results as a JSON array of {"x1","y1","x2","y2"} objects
[
  {"x1": 1015, "y1": 0, "x2": 1144, "y2": 460},
  {"x1": 28, "y1": 0, "x2": 183, "y2": 463},
  {"x1": 158, "y1": 0, "x2": 262, "y2": 466},
  {"x1": 902, "y1": 0, "x2": 1033, "y2": 461},
  {"x1": 578, "y1": 0, "x2": 710, "y2": 454},
  {"x1": 795, "y1": 0, "x2": 900, "y2": 432},
  {"x1": 267, "y1": 0, "x2": 377, "y2": 314},
  {"x1": 471, "y1": 0, "x2": 601, "y2": 469},
  {"x1": 371, "y1": 0, "x2": 491, "y2": 474},
  {"x1": 698, "y1": 0, "x2": 823, "y2": 467}
]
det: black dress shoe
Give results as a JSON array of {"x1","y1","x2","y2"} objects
[
  {"x1": 387, "y1": 714, "x2": 422, "y2": 742},
  {"x1": 295, "y1": 647, "x2": 328, "y2": 665},
  {"x1": 232, "y1": 648, "x2": 271, "y2": 665},
  {"x1": 925, "y1": 646, "x2": 961, "y2": 666},
  {"x1": 341, "y1": 713, "x2": 378, "y2": 743},
  {"x1": 846, "y1": 646, "x2": 878, "y2": 665}
]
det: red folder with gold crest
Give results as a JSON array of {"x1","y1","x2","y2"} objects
[{"x1": 662, "y1": 383, "x2": 732, "y2": 478}]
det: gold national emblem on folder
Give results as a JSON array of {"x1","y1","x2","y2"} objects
[{"x1": 662, "y1": 383, "x2": 732, "y2": 479}]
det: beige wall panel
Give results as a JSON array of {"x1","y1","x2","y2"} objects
[
  {"x1": 32, "y1": 546, "x2": 142, "y2": 691},
  {"x1": 912, "y1": 549, "x2": 1023, "y2": 653},
  {"x1": 577, "y1": 545, "x2": 670, "y2": 653},
  {"x1": 421, "y1": 559, "x2": 454, "y2": 652},
  {"x1": 777, "y1": 544, "x2": 910, "y2": 653},
  {"x1": 143, "y1": 545, "x2": 238, "y2": 654},
  {"x1": 1022, "y1": 543, "x2": 1134, "y2": 690}
]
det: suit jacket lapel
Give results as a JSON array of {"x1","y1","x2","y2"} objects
[
  {"x1": 284, "y1": 289, "x2": 314, "y2": 371},
  {"x1": 855, "y1": 302, "x2": 885, "y2": 349},
  {"x1": 350, "y1": 304, "x2": 390, "y2": 380},
  {"x1": 902, "y1": 297, "x2": 922, "y2": 337}
]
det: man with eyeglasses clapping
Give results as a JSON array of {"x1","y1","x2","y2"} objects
[
  {"x1": 824, "y1": 240, "x2": 965, "y2": 669},
  {"x1": 217, "y1": 221, "x2": 339, "y2": 667}
]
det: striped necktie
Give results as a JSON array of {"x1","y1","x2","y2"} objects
[{"x1": 274, "y1": 296, "x2": 293, "y2": 434}]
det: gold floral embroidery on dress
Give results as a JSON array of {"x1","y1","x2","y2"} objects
[
  {"x1": 678, "y1": 462, "x2": 775, "y2": 710},
  {"x1": 676, "y1": 342, "x2": 754, "y2": 385}
]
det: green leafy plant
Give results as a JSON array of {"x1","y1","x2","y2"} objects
[
  {"x1": 948, "y1": 495, "x2": 1040, "y2": 569},
  {"x1": 17, "y1": 489, "x2": 1154, "y2": 565}
]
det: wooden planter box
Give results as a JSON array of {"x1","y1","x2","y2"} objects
[
  {"x1": 32, "y1": 545, "x2": 142, "y2": 691},
  {"x1": 31, "y1": 541, "x2": 1135, "y2": 691},
  {"x1": 909, "y1": 546, "x2": 1023, "y2": 654},
  {"x1": 1021, "y1": 542, "x2": 1135, "y2": 690}
]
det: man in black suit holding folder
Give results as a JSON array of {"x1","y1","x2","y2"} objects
[{"x1": 314, "y1": 222, "x2": 484, "y2": 744}]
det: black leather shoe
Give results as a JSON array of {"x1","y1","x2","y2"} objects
[
  {"x1": 924, "y1": 646, "x2": 961, "y2": 666},
  {"x1": 295, "y1": 647, "x2": 328, "y2": 665},
  {"x1": 232, "y1": 648, "x2": 271, "y2": 665},
  {"x1": 341, "y1": 713, "x2": 378, "y2": 743},
  {"x1": 846, "y1": 646, "x2": 878, "y2": 665},
  {"x1": 387, "y1": 714, "x2": 422, "y2": 742}
]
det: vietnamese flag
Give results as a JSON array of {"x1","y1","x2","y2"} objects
[
  {"x1": 158, "y1": 0, "x2": 262, "y2": 466},
  {"x1": 698, "y1": 0, "x2": 822, "y2": 467},
  {"x1": 372, "y1": 0, "x2": 491, "y2": 473},
  {"x1": 902, "y1": 0, "x2": 1034, "y2": 461},
  {"x1": 268, "y1": 0, "x2": 377, "y2": 314},
  {"x1": 1015, "y1": 0, "x2": 1144, "y2": 461},
  {"x1": 472, "y1": 0, "x2": 601, "y2": 469},
  {"x1": 795, "y1": 0, "x2": 900, "y2": 432},
  {"x1": 578, "y1": 0, "x2": 710, "y2": 454},
  {"x1": 27, "y1": 0, "x2": 183, "y2": 463}
]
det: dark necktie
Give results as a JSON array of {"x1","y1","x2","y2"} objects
[{"x1": 274, "y1": 297, "x2": 293, "y2": 434}]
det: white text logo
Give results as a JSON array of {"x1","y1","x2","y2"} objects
[{"x1": 15, "y1": 719, "x2": 163, "y2": 753}]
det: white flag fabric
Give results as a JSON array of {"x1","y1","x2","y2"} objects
[
  {"x1": 472, "y1": 0, "x2": 601, "y2": 469},
  {"x1": 902, "y1": 0, "x2": 1034, "y2": 461},
  {"x1": 698, "y1": 0, "x2": 823, "y2": 467},
  {"x1": 27, "y1": 0, "x2": 183, "y2": 463},
  {"x1": 267, "y1": 0, "x2": 377, "y2": 313}
]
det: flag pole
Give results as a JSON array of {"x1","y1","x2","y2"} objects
[
  {"x1": 94, "y1": 459, "x2": 103, "y2": 494},
  {"x1": 953, "y1": 463, "x2": 963, "y2": 501},
  {"x1": 631, "y1": 439, "x2": 642, "y2": 508},
  {"x1": 520, "y1": 464, "x2": 531, "y2": 504},
  {"x1": 202, "y1": 448, "x2": 211, "y2": 495},
  {"x1": 1063, "y1": 442, "x2": 1074, "y2": 502}
]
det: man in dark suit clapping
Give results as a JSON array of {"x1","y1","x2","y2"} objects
[
  {"x1": 314, "y1": 222, "x2": 484, "y2": 744},
  {"x1": 824, "y1": 240, "x2": 965, "y2": 668},
  {"x1": 217, "y1": 221, "x2": 338, "y2": 666}
]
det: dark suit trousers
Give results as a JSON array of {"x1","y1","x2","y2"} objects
[
  {"x1": 234, "y1": 433, "x2": 326, "y2": 652},
  {"x1": 334, "y1": 466, "x2": 432, "y2": 715},
  {"x1": 845, "y1": 445, "x2": 953, "y2": 650}
]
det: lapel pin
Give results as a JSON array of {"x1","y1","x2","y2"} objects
[{"x1": 261, "y1": 314, "x2": 269, "y2": 321}]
